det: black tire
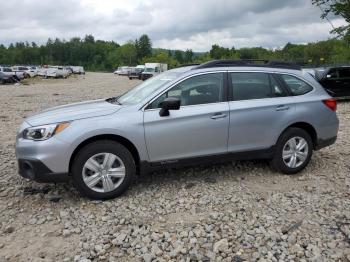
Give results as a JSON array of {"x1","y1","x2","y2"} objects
[
  {"x1": 72, "y1": 140, "x2": 136, "y2": 199},
  {"x1": 270, "y1": 127, "x2": 313, "y2": 174}
]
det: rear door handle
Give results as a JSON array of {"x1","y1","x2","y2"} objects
[
  {"x1": 276, "y1": 105, "x2": 290, "y2": 111},
  {"x1": 211, "y1": 113, "x2": 227, "y2": 119}
]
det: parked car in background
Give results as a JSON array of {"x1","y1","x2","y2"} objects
[
  {"x1": 15, "y1": 60, "x2": 339, "y2": 199},
  {"x1": 0, "y1": 71, "x2": 17, "y2": 84},
  {"x1": 0, "y1": 66, "x2": 24, "y2": 80},
  {"x1": 114, "y1": 66, "x2": 131, "y2": 76},
  {"x1": 29, "y1": 66, "x2": 40, "y2": 77},
  {"x1": 315, "y1": 66, "x2": 350, "y2": 99},
  {"x1": 128, "y1": 65, "x2": 145, "y2": 80},
  {"x1": 12, "y1": 66, "x2": 37, "y2": 78},
  {"x1": 46, "y1": 66, "x2": 69, "y2": 78},
  {"x1": 70, "y1": 66, "x2": 85, "y2": 75},
  {"x1": 66, "y1": 67, "x2": 73, "y2": 74},
  {"x1": 113, "y1": 67, "x2": 122, "y2": 74},
  {"x1": 37, "y1": 67, "x2": 48, "y2": 77},
  {"x1": 141, "y1": 63, "x2": 168, "y2": 80}
]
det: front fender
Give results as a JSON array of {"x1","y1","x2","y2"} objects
[{"x1": 54, "y1": 111, "x2": 148, "y2": 169}]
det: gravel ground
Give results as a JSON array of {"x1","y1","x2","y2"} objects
[{"x1": 0, "y1": 72, "x2": 350, "y2": 262}]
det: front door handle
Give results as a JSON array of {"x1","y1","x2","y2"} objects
[
  {"x1": 211, "y1": 113, "x2": 227, "y2": 119},
  {"x1": 276, "y1": 105, "x2": 290, "y2": 111}
]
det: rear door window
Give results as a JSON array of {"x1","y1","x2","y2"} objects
[
  {"x1": 279, "y1": 74, "x2": 313, "y2": 96},
  {"x1": 230, "y1": 72, "x2": 286, "y2": 101}
]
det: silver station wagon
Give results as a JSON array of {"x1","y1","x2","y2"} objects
[{"x1": 16, "y1": 60, "x2": 339, "y2": 199}]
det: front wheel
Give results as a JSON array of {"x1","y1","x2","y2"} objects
[
  {"x1": 72, "y1": 140, "x2": 136, "y2": 199},
  {"x1": 270, "y1": 128, "x2": 313, "y2": 174}
]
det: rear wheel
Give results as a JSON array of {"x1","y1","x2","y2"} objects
[
  {"x1": 72, "y1": 140, "x2": 136, "y2": 199},
  {"x1": 270, "y1": 128, "x2": 313, "y2": 174}
]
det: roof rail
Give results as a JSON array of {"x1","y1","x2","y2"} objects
[
  {"x1": 175, "y1": 63, "x2": 200, "y2": 68},
  {"x1": 193, "y1": 59, "x2": 301, "y2": 70}
]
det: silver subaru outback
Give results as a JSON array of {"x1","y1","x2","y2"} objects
[{"x1": 15, "y1": 60, "x2": 339, "y2": 199}]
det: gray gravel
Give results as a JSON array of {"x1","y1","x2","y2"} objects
[{"x1": 0, "y1": 73, "x2": 350, "y2": 261}]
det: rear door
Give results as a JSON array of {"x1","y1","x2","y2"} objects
[
  {"x1": 143, "y1": 72, "x2": 230, "y2": 162},
  {"x1": 227, "y1": 72, "x2": 296, "y2": 153}
]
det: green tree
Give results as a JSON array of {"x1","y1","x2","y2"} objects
[
  {"x1": 84, "y1": 35, "x2": 95, "y2": 44},
  {"x1": 312, "y1": 0, "x2": 350, "y2": 40},
  {"x1": 184, "y1": 49, "x2": 194, "y2": 63},
  {"x1": 141, "y1": 51, "x2": 178, "y2": 68},
  {"x1": 117, "y1": 42, "x2": 137, "y2": 66},
  {"x1": 136, "y1": 34, "x2": 152, "y2": 61},
  {"x1": 174, "y1": 50, "x2": 184, "y2": 64},
  {"x1": 209, "y1": 44, "x2": 233, "y2": 59}
]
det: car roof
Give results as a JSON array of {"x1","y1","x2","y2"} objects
[
  {"x1": 172, "y1": 60, "x2": 303, "y2": 77},
  {"x1": 163, "y1": 64, "x2": 319, "y2": 93},
  {"x1": 173, "y1": 65, "x2": 304, "y2": 78}
]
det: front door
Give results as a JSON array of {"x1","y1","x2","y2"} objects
[{"x1": 143, "y1": 72, "x2": 230, "y2": 162}]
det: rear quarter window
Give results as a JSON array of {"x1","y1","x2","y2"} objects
[{"x1": 279, "y1": 74, "x2": 313, "y2": 96}]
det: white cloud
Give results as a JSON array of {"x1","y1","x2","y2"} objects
[{"x1": 0, "y1": 0, "x2": 346, "y2": 51}]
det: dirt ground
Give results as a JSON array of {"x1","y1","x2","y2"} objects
[{"x1": 0, "y1": 73, "x2": 349, "y2": 261}]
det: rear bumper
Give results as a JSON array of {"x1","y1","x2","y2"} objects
[
  {"x1": 315, "y1": 136, "x2": 337, "y2": 150},
  {"x1": 18, "y1": 159, "x2": 69, "y2": 183}
]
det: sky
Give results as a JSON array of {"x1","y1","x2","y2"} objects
[{"x1": 0, "y1": 0, "x2": 346, "y2": 51}]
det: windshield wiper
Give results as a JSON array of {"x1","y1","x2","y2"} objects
[{"x1": 106, "y1": 97, "x2": 121, "y2": 105}]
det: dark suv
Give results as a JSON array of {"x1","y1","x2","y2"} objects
[{"x1": 315, "y1": 66, "x2": 350, "y2": 98}]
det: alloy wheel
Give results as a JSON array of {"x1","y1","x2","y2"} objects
[
  {"x1": 82, "y1": 153, "x2": 125, "y2": 193},
  {"x1": 282, "y1": 136, "x2": 309, "y2": 168}
]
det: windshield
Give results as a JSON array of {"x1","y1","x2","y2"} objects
[
  {"x1": 145, "y1": 68, "x2": 154, "y2": 72},
  {"x1": 116, "y1": 71, "x2": 180, "y2": 105}
]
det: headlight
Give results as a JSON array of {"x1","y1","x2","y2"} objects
[{"x1": 22, "y1": 122, "x2": 70, "y2": 141}]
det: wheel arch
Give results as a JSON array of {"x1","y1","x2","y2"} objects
[
  {"x1": 281, "y1": 122, "x2": 318, "y2": 149},
  {"x1": 69, "y1": 134, "x2": 141, "y2": 175}
]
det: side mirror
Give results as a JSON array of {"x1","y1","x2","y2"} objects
[{"x1": 159, "y1": 97, "x2": 180, "y2": 117}]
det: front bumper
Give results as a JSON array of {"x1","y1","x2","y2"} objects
[
  {"x1": 18, "y1": 158, "x2": 69, "y2": 183},
  {"x1": 141, "y1": 74, "x2": 153, "y2": 80},
  {"x1": 16, "y1": 122, "x2": 72, "y2": 175}
]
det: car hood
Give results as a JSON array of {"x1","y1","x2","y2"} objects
[{"x1": 25, "y1": 99, "x2": 121, "y2": 126}]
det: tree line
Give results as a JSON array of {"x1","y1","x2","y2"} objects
[{"x1": 0, "y1": 34, "x2": 349, "y2": 71}]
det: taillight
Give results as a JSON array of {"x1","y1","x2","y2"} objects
[{"x1": 323, "y1": 98, "x2": 337, "y2": 112}]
